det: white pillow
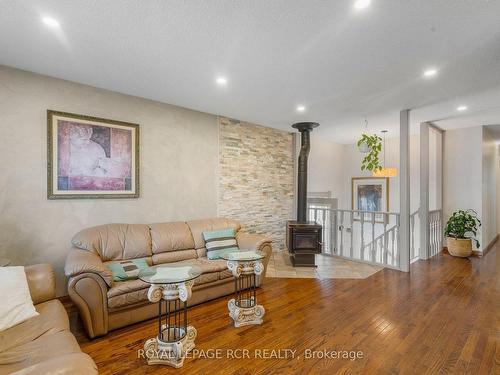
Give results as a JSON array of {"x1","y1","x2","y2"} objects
[{"x1": 0, "y1": 266, "x2": 39, "y2": 332}]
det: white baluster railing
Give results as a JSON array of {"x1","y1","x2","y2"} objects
[
  {"x1": 410, "y1": 209, "x2": 419, "y2": 262},
  {"x1": 428, "y1": 209, "x2": 443, "y2": 257},
  {"x1": 307, "y1": 206, "x2": 427, "y2": 270},
  {"x1": 308, "y1": 207, "x2": 402, "y2": 270}
]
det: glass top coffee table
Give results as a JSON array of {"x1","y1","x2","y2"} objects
[
  {"x1": 139, "y1": 264, "x2": 202, "y2": 368},
  {"x1": 220, "y1": 250, "x2": 266, "y2": 327}
]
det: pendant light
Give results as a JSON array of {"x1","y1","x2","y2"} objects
[
  {"x1": 358, "y1": 117, "x2": 371, "y2": 153},
  {"x1": 372, "y1": 130, "x2": 398, "y2": 177}
]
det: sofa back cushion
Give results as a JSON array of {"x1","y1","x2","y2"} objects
[
  {"x1": 71, "y1": 224, "x2": 152, "y2": 261},
  {"x1": 149, "y1": 222, "x2": 195, "y2": 254},
  {"x1": 187, "y1": 218, "x2": 241, "y2": 250},
  {"x1": 151, "y1": 250, "x2": 198, "y2": 265}
]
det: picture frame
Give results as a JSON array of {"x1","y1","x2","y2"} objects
[
  {"x1": 351, "y1": 177, "x2": 389, "y2": 222},
  {"x1": 47, "y1": 110, "x2": 140, "y2": 199}
]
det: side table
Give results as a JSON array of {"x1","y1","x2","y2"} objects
[
  {"x1": 139, "y1": 264, "x2": 202, "y2": 368},
  {"x1": 221, "y1": 250, "x2": 266, "y2": 327}
]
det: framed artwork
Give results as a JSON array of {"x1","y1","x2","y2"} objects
[
  {"x1": 47, "y1": 110, "x2": 139, "y2": 199},
  {"x1": 351, "y1": 177, "x2": 389, "y2": 222}
]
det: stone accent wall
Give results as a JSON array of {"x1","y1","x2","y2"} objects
[{"x1": 218, "y1": 117, "x2": 294, "y2": 250}]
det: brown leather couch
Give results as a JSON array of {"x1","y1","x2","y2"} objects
[
  {"x1": 65, "y1": 218, "x2": 272, "y2": 338},
  {"x1": 0, "y1": 264, "x2": 97, "y2": 375}
]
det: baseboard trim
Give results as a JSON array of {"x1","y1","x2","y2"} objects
[{"x1": 477, "y1": 234, "x2": 498, "y2": 257}]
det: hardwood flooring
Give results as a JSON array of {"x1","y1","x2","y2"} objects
[{"x1": 72, "y1": 246, "x2": 500, "y2": 374}]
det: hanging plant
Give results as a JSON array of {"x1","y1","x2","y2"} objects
[
  {"x1": 357, "y1": 134, "x2": 382, "y2": 172},
  {"x1": 358, "y1": 117, "x2": 371, "y2": 153}
]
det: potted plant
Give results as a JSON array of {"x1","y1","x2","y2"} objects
[
  {"x1": 357, "y1": 134, "x2": 382, "y2": 172},
  {"x1": 444, "y1": 209, "x2": 481, "y2": 257}
]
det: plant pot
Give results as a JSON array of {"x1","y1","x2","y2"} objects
[
  {"x1": 358, "y1": 142, "x2": 370, "y2": 153},
  {"x1": 446, "y1": 237, "x2": 472, "y2": 257}
]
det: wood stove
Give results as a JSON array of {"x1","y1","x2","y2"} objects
[
  {"x1": 286, "y1": 220, "x2": 322, "y2": 267},
  {"x1": 287, "y1": 122, "x2": 323, "y2": 267}
]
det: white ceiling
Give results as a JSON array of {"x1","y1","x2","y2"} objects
[{"x1": 1, "y1": 0, "x2": 500, "y2": 143}]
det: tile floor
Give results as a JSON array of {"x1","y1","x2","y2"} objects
[{"x1": 266, "y1": 251, "x2": 383, "y2": 279}]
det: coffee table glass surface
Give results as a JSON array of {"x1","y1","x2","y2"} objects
[
  {"x1": 139, "y1": 264, "x2": 202, "y2": 284},
  {"x1": 220, "y1": 250, "x2": 266, "y2": 262}
]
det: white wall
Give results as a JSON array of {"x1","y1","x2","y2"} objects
[
  {"x1": 481, "y1": 127, "x2": 497, "y2": 249},
  {"x1": 0, "y1": 66, "x2": 219, "y2": 295},
  {"x1": 443, "y1": 126, "x2": 484, "y2": 250},
  {"x1": 309, "y1": 135, "x2": 421, "y2": 213},
  {"x1": 308, "y1": 134, "x2": 345, "y2": 199}
]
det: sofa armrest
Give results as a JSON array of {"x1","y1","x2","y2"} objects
[
  {"x1": 236, "y1": 232, "x2": 273, "y2": 285},
  {"x1": 68, "y1": 273, "x2": 109, "y2": 338},
  {"x1": 65, "y1": 248, "x2": 113, "y2": 287},
  {"x1": 236, "y1": 232, "x2": 272, "y2": 251},
  {"x1": 24, "y1": 264, "x2": 56, "y2": 305}
]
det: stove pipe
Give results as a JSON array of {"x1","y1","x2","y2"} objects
[{"x1": 292, "y1": 122, "x2": 320, "y2": 222}]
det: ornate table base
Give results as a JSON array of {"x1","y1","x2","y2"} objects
[
  {"x1": 228, "y1": 298, "x2": 265, "y2": 327},
  {"x1": 143, "y1": 281, "x2": 196, "y2": 368},
  {"x1": 144, "y1": 325, "x2": 197, "y2": 368},
  {"x1": 227, "y1": 259, "x2": 265, "y2": 327}
]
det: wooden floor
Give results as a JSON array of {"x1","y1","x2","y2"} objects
[{"x1": 72, "y1": 246, "x2": 500, "y2": 374}]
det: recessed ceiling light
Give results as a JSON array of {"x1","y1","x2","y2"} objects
[
  {"x1": 296, "y1": 105, "x2": 306, "y2": 112},
  {"x1": 216, "y1": 77, "x2": 227, "y2": 86},
  {"x1": 423, "y1": 68, "x2": 438, "y2": 78},
  {"x1": 457, "y1": 105, "x2": 468, "y2": 111},
  {"x1": 354, "y1": 0, "x2": 371, "y2": 10},
  {"x1": 42, "y1": 16, "x2": 60, "y2": 28}
]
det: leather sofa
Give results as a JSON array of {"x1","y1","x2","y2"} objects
[
  {"x1": 0, "y1": 264, "x2": 97, "y2": 375},
  {"x1": 65, "y1": 218, "x2": 272, "y2": 338}
]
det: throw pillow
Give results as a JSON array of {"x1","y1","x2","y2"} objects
[
  {"x1": 203, "y1": 228, "x2": 239, "y2": 260},
  {"x1": 0, "y1": 266, "x2": 39, "y2": 332},
  {"x1": 106, "y1": 258, "x2": 150, "y2": 281}
]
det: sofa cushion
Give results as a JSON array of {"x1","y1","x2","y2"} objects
[
  {"x1": 107, "y1": 279, "x2": 150, "y2": 299},
  {"x1": 193, "y1": 258, "x2": 228, "y2": 273},
  {"x1": 187, "y1": 218, "x2": 241, "y2": 249},
  {"x1": 0, "y1": 300, "x2": 69, "y2": 354},
  {"x1": 219, "y1": 269, "x2": 234, "y2": 280},
  {"x1": 12, "y1": 352, "x2": 98, "y2": 375},
  {"x1": 194, "y1": 272, "x2": 219, "y2": 285},
  {"x1": 71, "y1": 224, "x2": 152, "y2": 261},
  {"x1": 108, "y1": 287, "x2": 149, "y2": 310},
  {"x1": 106, "y1": 258, "x2": 230, "y2": 310},
  {"x1": 149, "y1": 222, "x2": 195, "y2": 254},
  {"x1": 152, "y1": 249, "x2": 197, "y2": 265},
  {"x1": 107, "y1": 271, "x2": 223, "y2": 310},
  {"x1": 0, "y1": 330, "x2": 82, "y2": 373}
]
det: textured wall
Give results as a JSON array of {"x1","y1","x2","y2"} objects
[
  {"x1": 218, "y1": 117, "x2": 294, "y2": 250},
  {"x1": 0, "y1": 66, "x2": 219, "y2": 295}
]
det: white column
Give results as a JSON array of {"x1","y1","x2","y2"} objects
[
  {"x1": 399, "y1": 110, "x2": 410, "y2": 272},
  {"x1": 420, "y1": 122, "x2": 430, "y2": 259}
]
